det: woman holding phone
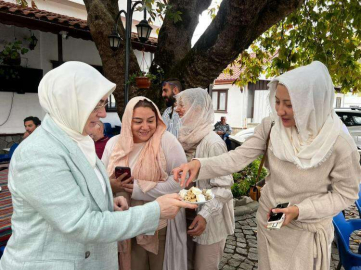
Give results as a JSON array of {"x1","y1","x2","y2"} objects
[
  {"x1": 102, "y1": 97, "x2": 188, "y2": 270},
  {"x1": 173, "y1": 61, "x2": 360, "y2": 270}
]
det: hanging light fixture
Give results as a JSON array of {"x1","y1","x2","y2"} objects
[
  {"x1": 108, "y1": 30, "x2": 122, "y2": 51},
  {"x1": 29, "y1": 33, "x2": 38, "y2": 50},
  {"x1": 136, "y1": 19, "x2": 152, "y2": 43}
]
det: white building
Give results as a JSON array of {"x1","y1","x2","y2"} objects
[
  {"x1": 211, "y1": 67, "x2": 271, "y2": 133},
  {"x1": 0, "y1": 0, "x2": 158, "y2": 151}
]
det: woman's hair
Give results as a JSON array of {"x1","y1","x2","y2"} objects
[{"x1": 134, "y1": 99, "x2": 158, "y2": 119}]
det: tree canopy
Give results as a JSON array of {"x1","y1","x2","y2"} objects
[{"x1": 230, "y1": 0, "x2": 361, "y2": 93}]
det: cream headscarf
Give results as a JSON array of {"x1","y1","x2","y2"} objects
[
  {"x1": 268, "y1": 61, "x2": 342, "y2": 169},
  {"x1": 38, "y1": 61, "x2": 116, "y2": 167},
  {"x1": 176, "y1": 88, "x2": 214, "y2": 161},
  {"x1": 107, "y1": 96, "x2": 168, "y2": 193}
]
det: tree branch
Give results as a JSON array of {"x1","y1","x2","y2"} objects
[
  {"x1": 169, "y1": 0, "x2": 305, "y2": 88},
  {"x1": 153, "y1": 0, "x2": 212, "y2": 75}
]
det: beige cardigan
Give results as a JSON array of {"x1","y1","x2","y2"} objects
[
  {"x1": 197, "y1": 117, "x2": 360, "y2": 270},
  {"x1": 194, "y1": 131, "x2": 235, "y2": 245}
]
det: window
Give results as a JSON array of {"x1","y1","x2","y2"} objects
[
  {"x1": 107, "y1": 94, "x2": 117, "y2": 112},
  {"x1": 337, "y1": 112, "x2": 361, "y2": 126},
  {"x1": 212, "y1": 90, "x2": 228, "y2": 112}
]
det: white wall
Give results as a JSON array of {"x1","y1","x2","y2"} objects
[
  {"x1": 0, "y1": 22, "x2": 151, "y2": 133},
  {"x1": 253, "y1": 90, "x2": 271, "y2": 124},
  {"x1": 335, "y1": 92, "x2": 361, "y2": 108},
  {"x1": 213, "y1": 84, "x2": 248, "y2": 129},
  {"x1": 0, "y1": 93, "x2": 45, "y2": 134}
]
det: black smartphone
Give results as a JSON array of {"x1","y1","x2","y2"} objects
[
  {"x1": 115, "y1": 166, "x2": 131, "y2": 181},
  {"x1": 267, "y1": 202, "x2": 290, "y2": 223}
]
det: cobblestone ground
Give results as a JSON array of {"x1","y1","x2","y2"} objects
[{"x1": 220, "y1": 204, "x2": 360, "y2": 270}]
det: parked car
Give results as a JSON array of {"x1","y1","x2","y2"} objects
[
  {"x1": 335, "y1": 108, "x2": 361, "y2": 151},
  {"x1": 228, "y1": 128, "x2": 255, "y2": 150}
]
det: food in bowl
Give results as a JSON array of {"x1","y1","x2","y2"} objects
[{"x1": 179, "y1": 187, "x2": 213, "y2": 203}]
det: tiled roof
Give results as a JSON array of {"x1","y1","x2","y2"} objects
[
  {"x1": 0, "y1": 0, "x2": 157, "y2": 51},
  {"x1": 215, "y1": 64, "x2": 243, "y2": 82}
]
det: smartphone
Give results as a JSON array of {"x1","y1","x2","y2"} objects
[
  {"x1": 267, "y1": 202, "x2": 290, "y2": 223},
  {"x1": 115, "y1": 166, "x2": 131, "y2": 181}
]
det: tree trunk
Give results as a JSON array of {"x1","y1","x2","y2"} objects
[{"x1": 84, "y1": 0, "x2": 305, "y2": 115}]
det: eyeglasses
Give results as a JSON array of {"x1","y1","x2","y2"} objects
[{"x1": 93, "y1": 101, "x2": 108, "y2": 113}]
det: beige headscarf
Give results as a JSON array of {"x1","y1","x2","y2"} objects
[
  {"x1": 38, "y1": 61, "x2": 116, "y2": 167},
  {"x1": 268, "y1": 61, "x2": 343, "y2": 169},
  {"x1": 176, "y1": 88, "x2": 214, "y2": 161},
  {"x1": 107, "y1": 97, "x2": 168, "y2": 267},
  {"x1": 107, "y1": 96, "x2": 168, "y2": 192}
]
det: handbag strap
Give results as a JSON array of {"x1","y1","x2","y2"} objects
[{"x1": 255, "y1": 121, "x2": 275, "y2": 186}]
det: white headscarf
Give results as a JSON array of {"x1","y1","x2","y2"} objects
[
  {"x1": 38, "y1": 61, "x2": 116, "y2": 167},
  {"x1": 176, "y1": 88, "x2": 214, "y2": 161},
  {"x1": 268, "y1": 61, "x2": 343, "y2": 169}
]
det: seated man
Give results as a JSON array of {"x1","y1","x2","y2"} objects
[
  {"x1": 214, "y1": 116, "x2": 232, "y2": 150},
  {"x1": 91, "y1": 121, "x2": 110, "y2": 159},
  {"x1": 23, "y1": 116, "x2": 41, "y2": 140}
]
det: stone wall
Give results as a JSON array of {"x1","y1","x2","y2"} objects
[{"x1": 0, "y1": 134, "x2": 22, "y2": 154}]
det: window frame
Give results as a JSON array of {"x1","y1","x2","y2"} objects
[
  {"x1": 212, "y1": 89, "x2": 228, "y2": 113},
  {"x1": 106, "y1": 94, "x2": 117, "y2": 112}
]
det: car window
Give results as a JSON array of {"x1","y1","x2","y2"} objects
[{"x1": 336, "y1": 112, "x2": 361, "y2": 126}]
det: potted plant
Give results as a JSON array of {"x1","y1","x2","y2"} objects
[
  {"x1": 0, "y1": 40, "x2": 29, "y2": 66},
  {"x1": 129, "y1": 71, "x2": 157, "y2": 89}
]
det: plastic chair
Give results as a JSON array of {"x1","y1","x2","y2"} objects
[
  {"x1": 103, "y1": 123, "x2": 113, "y2": 138},
  {"x1": 0, "y1": 143, "x2": 19, "y2": 163},
  {"x1": 333, "y1": 212, "x2": 361, "y2": 270}
]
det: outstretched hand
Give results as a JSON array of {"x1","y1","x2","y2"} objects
[
  {"x1": 156, "y1": 193, "x2": 197, "y2": 219},
  {"x1": 172, "y1": 160, "x2": 201, "y2": 187}
]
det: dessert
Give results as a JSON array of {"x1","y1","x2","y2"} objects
[{"x1": 179, "y1": 187, "x2": 214, "y2": 203}]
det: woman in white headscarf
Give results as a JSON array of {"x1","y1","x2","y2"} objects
[
  {"x1": 173, "y1": 61, "x2": 361, "y2": 270},
  {"x1": 175, "y1": 88, "x2": 234, "y2": 270},
  {"x1": 0, "y1": 61, "x2": 195, "y2": 270}
]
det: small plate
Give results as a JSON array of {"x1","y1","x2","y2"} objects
[{"x1": 179, "y1": 191, "x2": 215, "y2": 205}]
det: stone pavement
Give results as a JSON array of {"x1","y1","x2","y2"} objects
[{"x1": 219, "y1": 198, "x2": 360, "y2": 270}]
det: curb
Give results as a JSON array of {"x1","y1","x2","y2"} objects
[{"x1": 234, "y1": 197, "x2": 259, "y2": 217}]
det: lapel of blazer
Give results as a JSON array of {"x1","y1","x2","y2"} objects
[
  {"x1": 42, "y1": 115, "x2": 108, "y2": 211},
  {"x1": 96, "y1": 158, "x2": 114, "y2": 211}
]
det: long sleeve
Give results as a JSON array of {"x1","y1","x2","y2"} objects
[
  {"x1": 132, "y1": 132, "x2": 187, "y2": 201},
  {"x1": 296, "y1": 149, "x2": 360, "y2": 221},
  {"x1": 197, "y1": 118, "x2": 271, "y2": 180},
  {"x1": 197, "y1": 140, "x2": 234, "y2": 222},
  {"x1": 226, "y1": 125, "x2": 232, "y2": 136},
  {"x1": 9, "y1": 148, "x2": 160, "y2": 245}
]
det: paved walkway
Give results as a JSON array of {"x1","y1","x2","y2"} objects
[{"x1": 220, "y1": 199, "x2": 360, "y2": 270}]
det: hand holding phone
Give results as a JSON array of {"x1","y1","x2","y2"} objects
[
  {"x1": 268, "y1": 202, "x2": 290, "y2": 223},
  {"x1": 115, "y1": 166, "x2": 132, "y2": 181},
  {"x1": 267, "y1": 202, "x2": 290, "y2": 230}
]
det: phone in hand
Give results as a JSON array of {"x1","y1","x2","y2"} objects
[
  {"x1": 115, "y1": 166, "x2": 132, "y2": 181},
  {"x1": 267, "y1": 202, "x2": 290, "y2": 223}
]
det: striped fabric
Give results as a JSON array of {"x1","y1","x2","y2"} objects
[
  {"x1": 162, "y1": 106, "x2": 181, "y2": 138},
  {"x1": 0, "y1": 168, "x2": 12, "y2": 246}
]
